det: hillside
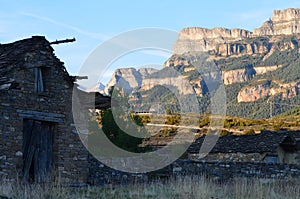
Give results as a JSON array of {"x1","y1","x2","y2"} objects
[
  {"x1": 137, "y1": 108, "x2": 300, "y2": 148},
  {"x1": 105, "y1": 8, "x2": 300, "y2": 119}
]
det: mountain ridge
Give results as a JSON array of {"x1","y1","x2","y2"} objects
[
  {"x1": 105, "y1": 8, "x2": 300, "y2": 119},
  {"x1": 174, "y1": 8, "x2": 300, "y2": 55}
]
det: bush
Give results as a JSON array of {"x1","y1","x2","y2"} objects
[
  {"x1": 165, "y1": 108, "x2": 171, "y2": 115},
  {"x1": 199, "y1": 117, "x2": 211, "y2": 127},
  {"x1": 138, "y1": 115, "x2": 151, "y2": 123},
  {"x1": 219, "y1": 130, "x2": 232, "y2": 136},
  {"x1": 244, "y1": 129, "x2": 256, "y2": 135},
  {"x1": 131, "y1": 114, "x2": 144, "y2": 126},
  {"x1": 159, "y1": 128, "x2": 176, "y2": 137},
  {"x1": 166, "y1": 114, "x2": 181, "y2": 125}
]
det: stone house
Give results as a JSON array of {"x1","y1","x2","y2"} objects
[
  {"x1": 188, "y1": 131, "x2": 300, "y2": 164},
  {"x1": 0, "y1": 36, "x2": 110, "y2": 184}
]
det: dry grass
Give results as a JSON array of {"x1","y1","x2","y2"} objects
[{"x1": 0, "y1": 176, "x2": 299, "y2": 199}]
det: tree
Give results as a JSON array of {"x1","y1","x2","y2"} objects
[
  {"x1": 166, "y1": 108, "x2": 171, "y2": 115},
  {"x1": 101, "y1": 109, "x2": 144, "y2": 152}
]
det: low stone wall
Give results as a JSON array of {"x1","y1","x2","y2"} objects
[
  {"x1": 189, "y1": 152, "x2": 264, "y2": 163},
  {"x1": 88, "y1": 156, "x2": 300, "y2": 185},
  {"x1": 171, "y1": 160, "x2": 300, "y2": 179},
  {"x1": 88, "y1": 156, "x2": 149, "y2": 185}
]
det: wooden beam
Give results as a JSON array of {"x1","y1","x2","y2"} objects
[
  {"x1": 17, "y1": 110, "x2": 65, "y2": 123},
  {"x1": 75, "y1": 76, "x2": 88, "y2": 80},
  {"x1": 50, "y1": 38, "x2": 76, "y2": 45}
]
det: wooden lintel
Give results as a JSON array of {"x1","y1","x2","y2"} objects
[{"x1": 17, "y1": 110, "x2": 65, "y2": 123}]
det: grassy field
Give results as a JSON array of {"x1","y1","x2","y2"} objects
[
  {"x1": 137, "y1": 112, "x2": 300, "y2": 135},
  {"x1": 1, "y1": 176, "x2": 299, "y2": 199}
]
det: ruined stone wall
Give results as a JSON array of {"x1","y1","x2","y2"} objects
[
  {"x1": 0, "y1": 37, "x2": 89, "y2": 184},
  {"x1": 171, "y1": 160, "x2": 300, "y2": 179},
  {"x1": 88, "y1": 156, "x2": 300, "y2": 185},
  {"x1": 188, "y1": 152, "x2": 265, "y2": 163}
]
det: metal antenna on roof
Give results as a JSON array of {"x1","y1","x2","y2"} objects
[{"x1": 50, "y1": 38, "x2": 76, "y2": 45}]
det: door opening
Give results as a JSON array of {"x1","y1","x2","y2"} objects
[{"x1": 22, "y1": 119, "x2": 54, "y2": 183}]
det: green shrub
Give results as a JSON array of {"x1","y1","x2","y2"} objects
[
  {"x1": 219, "y1": 130, "x2": 232, "y2": 136},
  {"x1": 166, "y1": 108, "x2": 171, "y2": 115},
  {"x1": 166, "y1": 114, "x2": 181, "y2": 125},
  {"x1": 244, "y1": 129, "x2": 256, "y2": 135},
  {"x1": 159, "y1": 128, "x2": 176, "y2": 137},
  {"x1": 199, "y1": 117, "x2": 211, "y2": 127}
]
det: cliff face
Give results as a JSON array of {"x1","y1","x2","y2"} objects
[
  {"x1": 173, "y1": 27, "x2": 251, "y2": 55},
  {"x1": 104, "y1": 67, "x2": 158, "y2": 95},
  {"x1": 237, "y1": 81, "x2": 300, "y2": 102},
  {"x1": 254, "y1": 8, "x2": 300, "y2": 36},
  {"x1": 140, "y1": 76, "x2": 196, "y2": 95},
  {"x1": 222, "y1": 65, "x2": 283, "y2": 85},
  {"x1": 173, "y1": 8, "x2": 300, "y2": 57}
]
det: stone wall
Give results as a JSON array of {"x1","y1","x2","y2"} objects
[
  {"x1": 88, "y1": 156, "x2": 300, "y2": 185},
  {"x1": 188, "y1": 152, "x2": 264, "y2": 163},
  {"x1": 171, "y1": 160, "x2": 300, "y2": 179},
  {"x1": 0, "y1": 36, "x2": 89, "y2": 184}
]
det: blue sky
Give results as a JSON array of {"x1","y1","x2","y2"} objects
[{"x1": 1, "y1": 0, "x2": 300, "y2": 84}]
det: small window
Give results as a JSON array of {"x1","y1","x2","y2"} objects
[{"x1": 35, "y1": 68, "x2": 44, "y2": 93}]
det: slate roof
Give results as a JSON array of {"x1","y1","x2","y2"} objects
[
  {"x1": 0, "y1": 36, "x2": 111, "y2": 109},
  {"x1": 1, "y1": 36, "x2": 45, "y2": 75},
  {"x1": 188, "y1": 130, "x2": 299, "y2": 154},
  {"x1": 0, "y1": 36, "x2": 75, "y2": 86}
]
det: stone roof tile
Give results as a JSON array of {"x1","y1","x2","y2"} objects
[{"x1": 188, "y1": 130, "x2": 299, "y2": 154}]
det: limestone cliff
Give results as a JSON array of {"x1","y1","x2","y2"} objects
[
  {"x1": 173, "y1": 8, "x2": 300, "y2": 57},
  {"x1": 140, "y1": 76, "x2": 196, "y2": 95},
  {"x1": 254, "y1": 8, "x2": 300, "y2": 36},
  {"x1": 164, "y1": 53, "x2": 202, "y2": 67},
  {"x1": 173, "y1": 27, "x2": 251, "y2": 55},
  {"x1": 237, "y1": 81, "x2": 300, "y2": 102},
  {"x1": 104, "y1": 67, "x2": 158, "y2": 95},
  {"x1": 222, "y1": 65, "x2": 283, "y2": 85}
]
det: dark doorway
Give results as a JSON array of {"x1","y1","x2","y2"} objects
[{"x1": 22, "y1": 119, "x2": 54, "y2": 183}]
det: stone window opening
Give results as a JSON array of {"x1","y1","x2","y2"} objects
[{"x1": 35, "y1": 67, "x2": 44, "y2": 93}]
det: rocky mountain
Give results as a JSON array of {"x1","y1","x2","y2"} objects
[
  {"x1": 222, "y1": 65, "x2": 283, "y2": 85},
  {"x1": 254, "y1": 8, "x2": 300, "y2": 36},
  {"x1": 237, "y1": 81, "x2": 300, "y2": 103},
  {"x1": 104, "y1": 67, "x2": 158, "y2": 95},
  {"x1": 84, "y1": 82, "x2": 106, "y2": 93},
  {"x1": 174, "y1": 8, "x2": 300, "y2": 56},
  {"x1": 105, "y1": 8, "x2": 300, "y2": 118}
]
